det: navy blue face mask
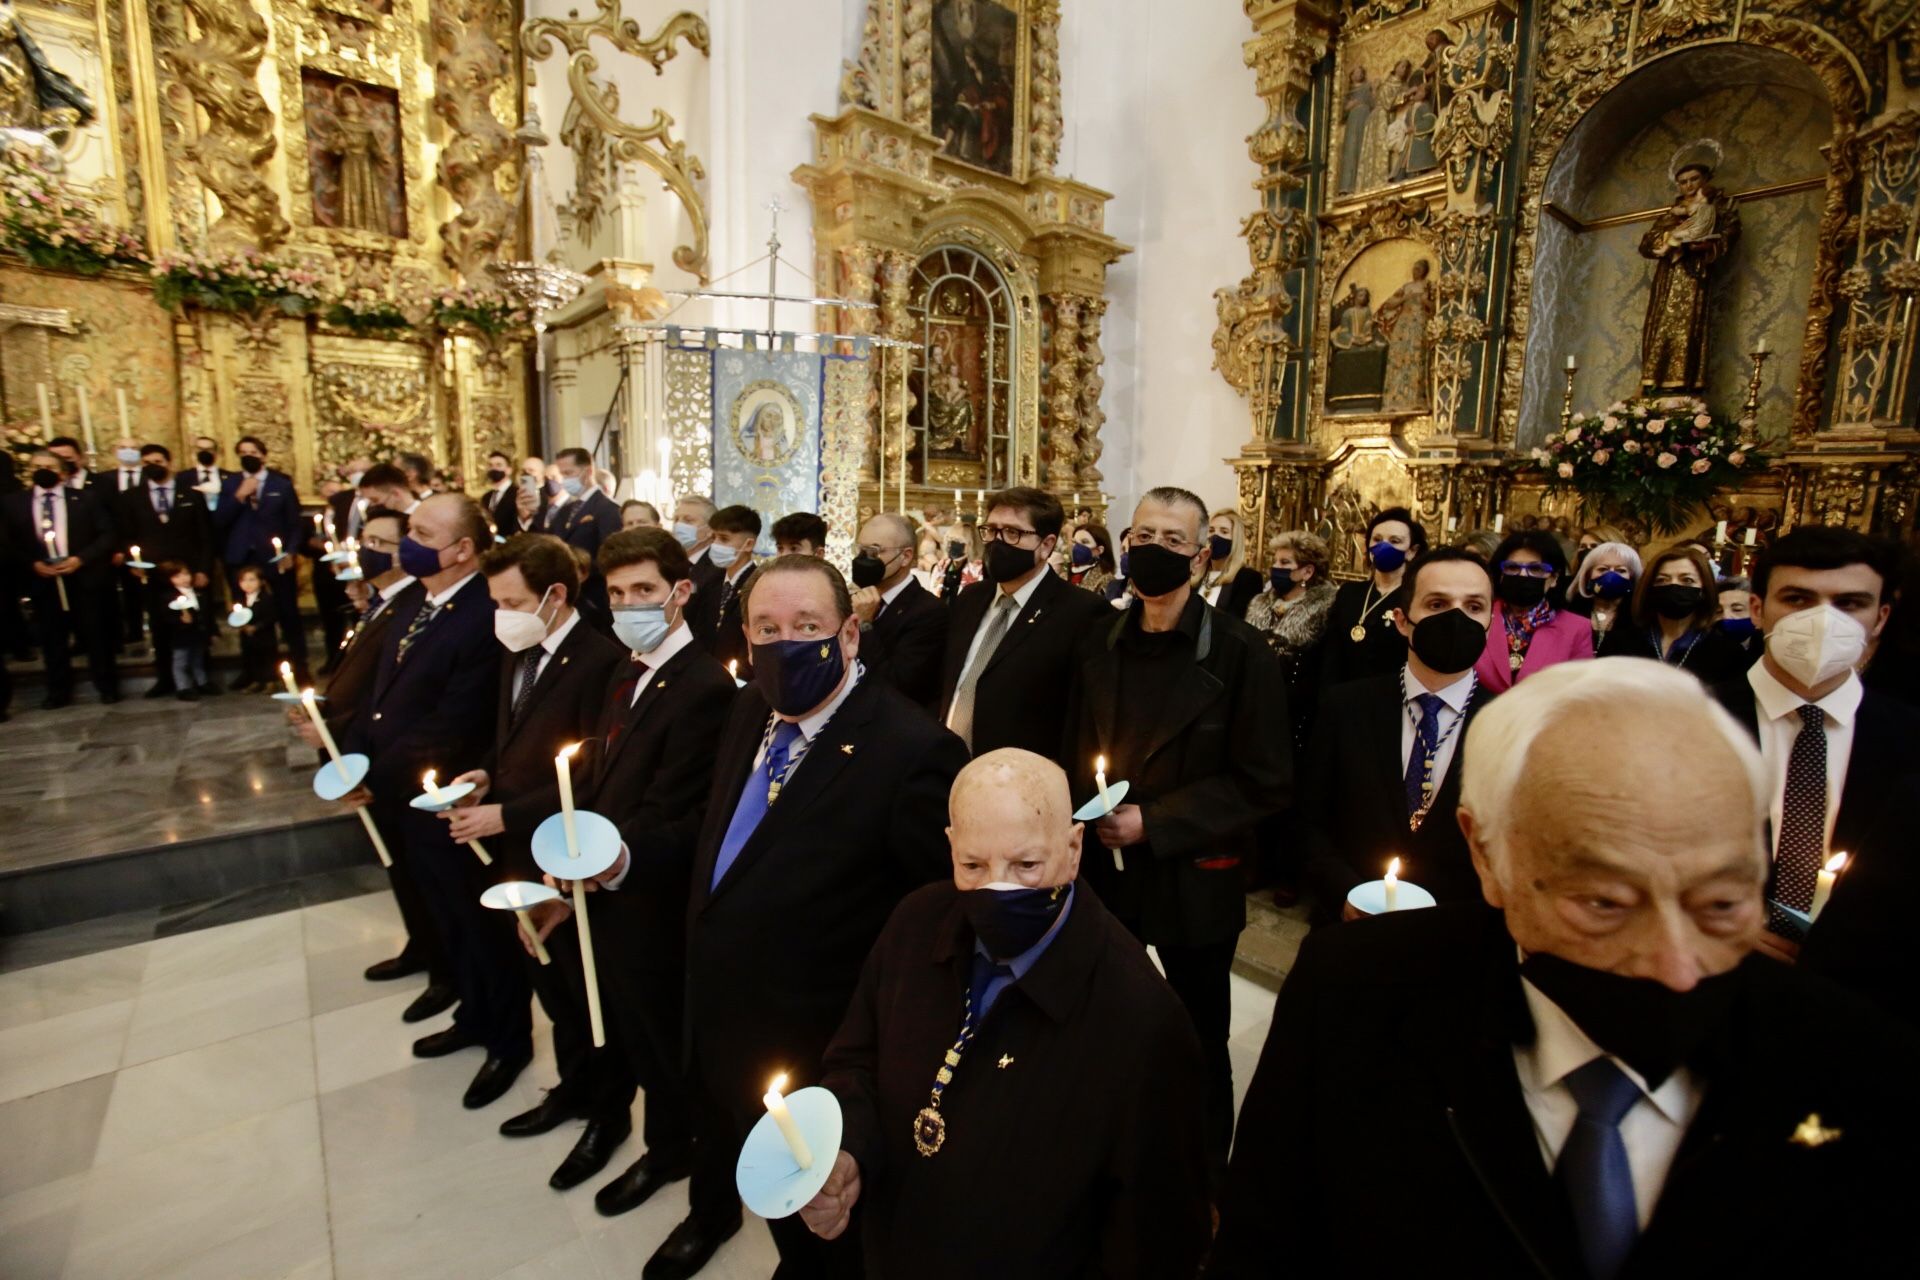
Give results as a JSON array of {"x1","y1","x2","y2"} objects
[
  {"x1": 1593, "y1": 570, "x2": 1633, "y2": 600},
  {"x1": 1368, "y1": 540, "x2": 1408, "y2": 572},
  {"x1": 1717, "y1": 616, "x2": 1758, "y2": 640},
  {"x1": 958, "y1": 882, "x2": 1070, "y2": 960},
  {"x1": 751, "y1": 634, "x2": 847, "y2": 717},
  {"x1": 1208, "y1": 533, "x2": 1233, "y2": 562},
  {"x1": 397, "y1": 534, "x2": 447, "y2": 579}
]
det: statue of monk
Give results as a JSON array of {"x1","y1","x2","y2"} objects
[{"x1": 1638, "y1": 159, "x2": 1740, "y2": 395}]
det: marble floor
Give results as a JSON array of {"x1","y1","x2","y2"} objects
[{"x1": 0, "y1": 890, "x2": 1286, "y2": 1279}]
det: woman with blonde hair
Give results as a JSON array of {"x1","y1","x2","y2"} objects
[{"x1": 1201, "y1": 508, "x2": 1264, "y2": 618}]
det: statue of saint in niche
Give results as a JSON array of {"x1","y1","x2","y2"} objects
[
  {"x1": 925, "y1": 334, "x2": 975, "y2": 452},
  {"x1": 1638, "y1": 140, "x2": 1740, "y2": 394},
  {"x1": 0, "y1": 2, "x2": 93, "y2": 152},
  {"x1": 1375, "y1": 259, "x2": 1434, "y2": 413},
  {"x1": 325, "y1": 84, "x2": 388, "y2": 234}
]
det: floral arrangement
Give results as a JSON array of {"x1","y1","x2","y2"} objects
[
  {"x1": 430, "y1": 285, "x2": 528, "y2": 336},
  {"x1": 1535, "y1": 395, "x2": 1767, "y2": 534},
  {"x1": 149, "y1": 248, "x2": 326, "y2": 316},
  {"x1": 322, "y1": 297, "x2": 414, "y2": 335},
  {"x1": 0, "y1": 142, "x2": 146, "y2": 275}
]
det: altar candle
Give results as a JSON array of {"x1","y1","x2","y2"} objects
[
  {"x1": 1744, "y1": 527, "x2": 1757, "y2": 548},
  {"x1": 556, "y1": 742, "x2": 582, "y2": 859},
  {"x1": 504, "y1": 882, "x2": 550, "y2": 965},
  {"x1": 1384, "y1": 857, "x2": 1401, "y2": 913},
  {"x1": 279, "y1": 661, "x2": 300, "y2": 697},
  {"x1": 271, "y1": 536, "x2": 283, "y2": 559},
  {"x1": 975, "y1": 489, "x2": 984, "y2": 508},
  {"x1": 1756, "y1": 335, "x2": 1770, "y2": 355},
  {"x1": 952, "y1": 488, "x2": 961, "y2": 510},
  {"x1": 763, "y1": 1073, "x2": 813, "y2": 1170},
  {"x1": 35, "y1": 382, "x2": 52, "y2": 435},
  {"x1": 129, "y1": 544, "x2": 140, "y2": 565},
  {"x1": 1810, "y1": 851, "x2": 1846, "y2": 920},
  {"x1": 1564, "y1": 354, "x2": 1576, "y2": 371},
  {"x1": 75, "y1": 384, "x2": 93, "y2": 453},
  {"x1": 1492, "y1": 513, "x2": 1504, "y2": 533},
  {"x1": 1715, "y1": 519, "x2": 1728, "y2": 544},
  {"x1": 1073, "y1": 492, "x2": 1081, "y2": 506},
  {"x1": 1446, "y1": 516, "x2": 1458, "y2": 533}
]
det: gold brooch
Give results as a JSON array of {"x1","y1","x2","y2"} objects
[
  {"x1": 839, "y1": 743, "x2": 854, "y2": 755},
  {"x1": 1790, "y1": 1113, "x2": 1842, "y2": 1148},
  {"x1": 997, "y1": 1054, "x2": 1014, "y2": 1069}
]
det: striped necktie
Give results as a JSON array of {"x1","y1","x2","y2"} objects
[{"x1": 397, "y1": 600, "x2": 441, "y2": 663}]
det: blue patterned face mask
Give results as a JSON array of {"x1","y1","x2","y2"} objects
[
  {"x1": 751, "y1": 634, "x2": 846, "y2": 716},
  {"x1": 1593, "y1": 571, "x2": 1632, "y2": 600}
]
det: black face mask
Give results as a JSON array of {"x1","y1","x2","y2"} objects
[
  {"x1": 485, "y1": 467, "x2": 507, "y2": 485},
  {"x1": 239, "y1": 454, "x2": 265, "y2": 475},
  {"x1": 751, "y1": 634, "x2": 847, "y2": 717},
  {"x1": 1409, "y1": 607, "x2": 1487, "y2": 672},
  {"x1": 32, "y1": 467, "x2": 59, "y2": 489},
  {"x1": 1268, "y1": 568, "x2": 1295, "y2": 596},
  {"x1": 58, "y1": 458, "x2": 78, "y2": 476},
  {"x1": 984, "y1": 539, "x2": 1038, "y2": 584},
  {"x1": 1498, "y1": 574, "x2": 1548, "y2": 608},
  {"x1": 849, "y1": 553, "x2": 888, "y2": 589},
  {"x1": 1126, "y1": 542, "x2": 1195, "y2": 598},
  {"x1": 141, "y1": 463, "x2": 169, "y2": 484},
  {"x1": 1519, "y1": 951, "x2": 1742, "y2": 1089},
  {"x1": 947, "y1": 540, "x2": 967, "y2": 560},
  {"x1": 958, "y1": 883, "x2": 1071, "y2": 960},
  {"x1": 1649, "y1": 584, "x2": 1704, "y2": 620},
  {"x1": 195, "y1": 449, "x2": 216, "y2": 467},
  {"x1": 356, "y1": 547, "x2": 394, "y2": 579}
]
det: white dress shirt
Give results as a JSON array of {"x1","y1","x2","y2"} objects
[
  {"x1": 953, "y1": 569, "x2": 1045, "y2": 682},
  {"x1": 1746, "y1": 661, "x2": 1859, "y2": 860},
  {"x1": 32, "y1": 485, "x2": 68, "y2": 557},
  {"x1": 872, "y1": 572, "x2": 913, "y2": 619},
  {"x1": 512, "y1": 609, "x2": 582, "y2": 704},
  {"x1": 1398, "y1": 665, "x2": 1476, "y2": 792},
  {"x1": 118, "y1": 467, "x2": 141, "y2": 492},
  {"x1": 628, "y1": 622, "x2": 695, "y2": 709},
  {"x1": 366, "y1": 574, "x2": 416, "y2": 622},
  {"x1": 424, "y1": 570, "x2": 477, "y2": 610},
  {"x1": 1514, "y1": 972, "x2": 1702, "y2": 1229}
]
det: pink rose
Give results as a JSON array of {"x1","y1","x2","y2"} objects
[
  {"x1": 1591, "y1": 449, "x2": 1612, "y2": 465},
  {"x1": 1656, "y1": 452, "x2": 1678, "y2": 469},
  {"x1": 1693, "y1": 414, "x2": 1711, "y2": 429},
  {"x1": 1728, "y1": 451, "x2": 1746, "y2": 466},
  {"x1": 1646, "y1": 419, "x2": 1666, "y2": 434},
  {"x1": 1557, "y1": 462, "x2": 1575, "y2": 478},
  {"x1": 1690, "y1": 458, "x2": 1711, "y2": 474},
  {"x1": 1602, "y1": 416, "x2": 1621, "y2": 431}
]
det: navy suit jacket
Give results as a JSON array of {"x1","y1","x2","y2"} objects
[
  {"x1": 213, "y1": 467, "x2": 304, "y2": 567},
  {"x1": 344, "y1": 572, "x2": 500, "y2": 802}
]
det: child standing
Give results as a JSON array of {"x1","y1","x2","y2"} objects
[
  {"x1": 163, "y1": 561, "x2": 212, "y2": 702},
  {"x1": 231, "y1": 565, "x2": 280, "y2": 692}
]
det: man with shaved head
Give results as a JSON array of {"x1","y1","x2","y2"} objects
[
  {"x1": 850, "y1": 510, "x2": 946, "y2": 706},
  {"x1": 1211, "y1": 659, "x2": 1920, "y2": 1278},
  {"x1": 802, "y1": 748, "x2": 1210, "y2": 1276}
]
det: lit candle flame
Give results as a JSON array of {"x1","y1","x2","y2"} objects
[
  {"x1": 130, "y1": 545, "x2": 140, "y2": 562},
  {"x1": 728, "y1": 660, "x2": 738, "y2": 677},
  {"x1": 422, "y1": 769, "x2": 440, "y2": 800},
  {"x1": 1095, "y1": 754, "x2": 1107, "y2": 775},
  {"x1": 1385, "y1": 857, "x2": 1401, "y2": 883},
  {"x1": 768, "y1": 1072, "x2": 787, "y2": 1096},
  {"x1": 505, "y1": 882, "x2": 522, "y2": 909},
  {"x1": 1824, "y1": 851, "x2": 1848, "y2": 874},
  {"x1": 558, "y1": 741, "x2": 581, "y2": 761}
]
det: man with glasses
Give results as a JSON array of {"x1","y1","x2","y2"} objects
[
  {"x1": 1065, "y1": 484, "x2": 1290, "y2": 1189},
  {"x1": 937, "y1": 486, "x2": 1108, "y2": 755},
  {"x1": 850, "y1": 511, "x2": 946, "y2": 707}
]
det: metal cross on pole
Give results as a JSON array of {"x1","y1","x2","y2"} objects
[{"x1": 764, "y1": 195, "x2": 786, "y2": 344}]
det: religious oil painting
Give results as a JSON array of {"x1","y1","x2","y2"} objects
[
  {"x1": 1332, "y1": 21, "x2": 1450, "y2": 197},
  {"x1": 1325, "y1": 237, "x2": 1436, "y2": 418},
  {"x1": 301, "y1": 71, "x2": 406, "y2": 238},
  {"x1": 931, "y1": 0, "x2": 1022, "y2": 176}
]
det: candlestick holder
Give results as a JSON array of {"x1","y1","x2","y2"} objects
[
  {"x1": 1346, "y1": 878, "x2": 1437, "y2": 916},
  {"x1": 1742, "y1": 348, "x2": 1771, "y2": 422},
  {"x1": 736, "y1": 1086, "x2": 843, "y2": 1219},
  {"x1": 1560, "y1": 365, "x2": 1577, "y2": 428},
  {"x1": 1072, "y1": 780, "x2": 1131, "y2": 823},
  {"x1": 312, "y1": 752, "x2": 371, "y2": 801},
  {"x1": 410, "y1": 780, "x2": 493, "y2": 865},
  {"x1": 530, "y1": 809, "x2": 622, "y2": 880},
  {"x1": 227, "y1": 606, "x2": 254, "y2": 628}
]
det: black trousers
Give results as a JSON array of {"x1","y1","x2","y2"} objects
[
  {"x1": 365, "y1": 797, "x2": 451, "y2": 987},
  {"x1": 142, "y1": 576, "x2": 178, "y2": 689},
  {"x1": 600, "y1": 950, "x2": 694, "y2": 1161},
  {"x1": 311, "y1": 557, "x2": 350, "y2": 662},
  {"x1": 1154, "y1": 937, "x2": 1239, "y2": 1187},
  {"x1": 113, "y1": 563, "x2": 145, "y2": 649},
  {"x1": 27, "y1": 573, "x2": 117, "y2": 698},
  {"x1": 402, "y1": 807, "x2": 530, "y2": 1059},
  {"x1": 528, "y1": 913, "x2": 636, "y2": 1127},
  {"x1": 228, "y1": 560, "x2": 307, "y2": 667}
]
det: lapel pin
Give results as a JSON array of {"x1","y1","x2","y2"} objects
[
  {"x1": 1790, "y1": 1113, "x2": 1842, "y2": 1147},
  {"x1": 560, "y1": 655, "x2": 570, "y2": 665},
  {"x1": 997, "y1": 1054, "x2": 1014, "y2": 1069},
  {"x1": 839, "y1": 743, "x2": 855, "y2": 755}
]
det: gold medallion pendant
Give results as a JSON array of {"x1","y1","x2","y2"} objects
[
  {"x1": 1350, "y1": 624, "x2": 1367, "y2": 643},
  {"x1": 913, "y1": 1106, "x2": 946, "y2": 1157}
]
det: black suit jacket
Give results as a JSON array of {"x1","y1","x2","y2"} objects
[
  {"x1": 860, "y1": 575, "x2": 946, "y2": 708},
  {"x1": 117, "y1": 480, "x2": 213, "y2": 577},
  {"x1": 344, "y1": 573, "x2": 500, "y2": 801},
  {"x1": 576, "y1": 636, "x2": 737, "y2": 971},
  {"x1": 481, "y1": 618, "x2": 627, "y2": 876},
  {"x1": 481, "y1": 484, "x2": 521, "y2": 538},
  {"x1": 936, "y1": 571, "x2": 1110, "y2": 757},
  {"x1": 1064, "y1": 594, "x2": 1292, "y2": 947},
  {"x1": 703, "y1": 562, "x2": 756, "y2": 677},
  {"x1": 822, "y1": 881, "x2": 1211, "y2": 1278},
  {"x1": 543, "y1": 489, "x2": 621, "y2": 623},
  {"x1": 1799, "y1": 770, "x2": 1920, "y2": 1028},
  {"x1": 683, "y1": 553, "x2": 725, "y2": 650},
  {"x1": 1210, "y1": 904, "x2": 1920, "y2": 1278},
  {"x1": 320, "y1": 586, "x2": 420, "y2": 741},
  {"x1": 1301, "y1": 671, "x2": 1494, "y2": 918},
  {"x1": 1320, "y1": 576, "x2": 1409, "y2": 687},
  {"x1": 5, "y1": 485, "x2": 116, "y2": 580},
  {"x1": 685, "y1": 674, "x2": 967, "y2": 1112}
]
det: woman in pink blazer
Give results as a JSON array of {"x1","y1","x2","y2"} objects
[{"x1": 1473, "y1": 529, "x2": 1593, "y2": 692}]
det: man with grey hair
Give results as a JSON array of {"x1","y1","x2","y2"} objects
[
  {"x1": 802, "y1": 748, "x2": 1210, "y2": 1275},
  {"x1": 850, "y1": 511, "x2": 945, "y2": 707},
  {"x1": 1211, "y1": 658, "x2": 1919, "y2": 1278}
]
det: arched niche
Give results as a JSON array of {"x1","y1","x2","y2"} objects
[
  {"x1": 1516, "y1": 46, "x2": 1833, "y2": 450},
  {"x1": 909, "y1": 244, "x2": 1020, "y2": 490}
]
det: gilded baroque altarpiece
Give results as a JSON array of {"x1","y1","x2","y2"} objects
[{"x1": 1216, "y1": 0, "x2": 1920, "y2": 576}]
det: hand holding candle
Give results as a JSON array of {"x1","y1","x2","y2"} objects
[
  {"x1": 764, "y1": 1073, "x2": 814, "y2": 1170},
  {"x1": 299, "y1": 686, "x2": 391, "y2": 868},
  {"x1": 504, "y1": 882, "x2": 551, "y2": 965},
  {"x1": 423, "y1": 769, "x2": 493, "y2": 866}
]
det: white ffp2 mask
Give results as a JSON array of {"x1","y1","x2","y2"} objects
[{"x1": 1766, "y1": 603, "x2": 1867, "y2": 688}]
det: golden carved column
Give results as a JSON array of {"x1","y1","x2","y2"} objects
[
  {"x1": 1028, "y1": 0, "x2": 1063, "y2": 178},
  {"x1": 1075, "y1": 297, "x2": 1107, "y2": 487},
  {"x1": 433, "y1": 0, "x2": 518, "y2": 278},
  {"x1": 162, "y1": 0, "x2": 288, "y2": 251},
  {"x1": 878, "y1": 249, "x2": 917, "y2": 484},
  {"x1": 1044, "y1": 294, "x2": 1082, "y2": 490},
  {"x1": 902, "y1": 0, "x2": 933, "y2": 131},
  {"x1": 838, "y1": 241, "x2": 883, "y2": 476}
]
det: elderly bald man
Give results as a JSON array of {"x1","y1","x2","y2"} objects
[
  {"x1": 850, "y1": 511, "x2": 947, "y2": 707},
  {"x1": 804, "y1": 748, "x2": 1211, "y2": 1277},
  {"x1": 1210, "y1": 658, "x2": 1920, "y2": 1279}
]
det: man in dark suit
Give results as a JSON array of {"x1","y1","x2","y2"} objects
[
  {"x1": 554, "y1": 528, "x2": 736, "y2": 1221},
  {"x1": 647, "y1": 554, "x2": 967, "y2": 1280},
  {"x1": 1709, "y1": 527, "x2": 1915, "y2": 964},
  {"x1": 119, "y1": 444, "x2": 215, "y2": 698},
  {"x1": 802, "y1": 748, "x2": 1211, "y2": 1276},
  {"x1": 478, "y1": 449, "x2": 520, "y2": 537},
  {"x1": 937, "y1": 487, "x2": 1108, "y2": 755},
  {"x1": 534, "y1": 447, "x2": 620, "y2": 631},
  {"x1": 443, "y1": 533, "x2": 627, "y2": 1188},
  {"x1": 103, "y1": 435, "x2": 152, "y2": 653},
  {"x1": 692, "y1": 503, "x2": 760, "y2": 677},
  {"x1": 5, "y1": 448, "x2": 120, "y2": 707},
  {"x1": 674, "y1": 495, "x2": 725, "y2": 644},
  {"x1": 1301, "y1": 547, "x2": 1497, "y2": 919},
  {"x1": 1212, "y1": 659, "x2": 1920, "y2": 1279},
  {"x1": 337, "y1": 494, "x2": 520, "y2": 1108},
  {"x1": 45, "y1": 436, "x2": 101, "y2": 495},
  {"x1": 213, "y1": 435, "x2": 310, "y2": 681},
  {"x1": 850, "y1": 511, "x2": 945, "y2": 707},
  {"x1": 1063, "y1": 485, "x2": 1290, "y2": 1181}
]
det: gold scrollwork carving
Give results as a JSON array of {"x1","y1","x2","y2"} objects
[
  {"x1": 163, "y1": 0, "x2": 287, "y2": 250},
  {"x1": 1043, "y1": 293, "x2": 1082, "y2": 487},
  {"x1": 1076, "y1": 297, "x2": 1107, "y2": 486},
  {"x1": 1028, "y1": 0, "x2": 1063, "y2": 177},
  {"x1": 432, "y1": 0, "x2": 517, "y2": 279}
]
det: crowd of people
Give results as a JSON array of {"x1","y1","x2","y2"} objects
[{"x1": 6, "y1": 436, "x2": 1918, "y2": 1275}]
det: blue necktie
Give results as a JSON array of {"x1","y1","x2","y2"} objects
[
  {"x1": 967, "y1": 951, "x2": 1017, "y2": 1021},
  {"x1": 1560, "y1": 1057, "x2": 1642, "y2": 1280},
  {"x1": 1402, "y1": 692, "x2": 1444, "y2": 816},
  {"x1": 710, "y1": 720, "x2": 802, "y2": 889}
]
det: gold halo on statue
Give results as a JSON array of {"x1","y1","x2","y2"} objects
[{"x1": 1667, "y1": 137, "x2": 1723, "y2": 182}]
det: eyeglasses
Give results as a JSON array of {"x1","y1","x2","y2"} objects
[
  {"x1": 1498, "y1": 560, "x2": 1556, "y2": 579},
  {"x1": 856, "y1": 543, "x2": 904, "y2": 560},
  {"x1": 1127, "y1": 529, "x2": 1198, "y2": 553},
  {"x1": 980, "y1": 524, "x2": 1040, "y2": 546}
]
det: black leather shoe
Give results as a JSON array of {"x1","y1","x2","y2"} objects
[
  {"x1": 40, "y1": 693, "x2": 72, "y2": 710},
  {"x1": 197, "y1": 682, "x2": 223, "y2": 697},
  {"x1": 98, "y1": 691, "x2": 121, "y2": 704},
  {"x1": 549, "y1": 1117, "x2": 632, "y2": 1190},
  {"x1": 411, "y1": 1025, "x2": 482, "y2": 1058},
  {"x1": 364, "y1": 954, "x2": 425, "y2": 982},
  {"x1": 595, "y1": 1151, "x2": 692, "y2": 1217},
  {"x1": 402, "y1": 983, "x2": 457, "y2": 1024},
  {"x1": 462, "y1": 1054, "x2": 530, "y2": 1109},
  {"x1": 144, "y1": 683, "x2": 177, "y2": 699},
  {"x1": 642, "y1": 1215, "x2": 741, "y2": 1280},
  {"x1": 499, "y1": 1091, "x2": 583, "y2": 1138}
]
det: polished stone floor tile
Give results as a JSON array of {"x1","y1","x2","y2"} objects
[
  {"x1": 0, "y1": 910, "x2": 159, "y2": 975},
  {"x1": 301, "y1": 891, "x2": 404, "y2": 958},
  {"x1": 0, "y1": 1075, "x2": 114, "y2": 1201},
  {"x1": 142, "y1": 911, "x2": 305, "y2": 989},
  {"x1": 95, "y1": 1020, "x2": 316, "y2": 1165},
  {"x1": 312, "y1": 987, "x2": 451, "y2": 1097},
  {"x1": 0, "y1": 999, "x2": 132, "y2": 1105},
  {"x1": 0, "y1": 1173, "x2": 86, "y2": 1280},
  {"x1": 121, "y1": 955, "x2": 309, "y2": 1067},
  {"x1": 307, "y1": 935, "x2": 412, "y2": 1018},
  {"x1": 0, "y1": 943, "x2": 149, "y2": 1031}
]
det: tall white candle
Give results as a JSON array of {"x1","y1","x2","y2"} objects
[
  {"x1": 302, "y1": 688, "x2": 343, "y2": 765},
  {"x1": 35, "y1": 382, "x2": 52, "y2": 435},
  {"x1": 1492, "y1": 513, "x2": 1505, "y2": 533},
  {"x1": 1384, "y1": 857, "x2": 1401, "y2": 912},
  {"x1": 1744, "y1": 526, "x2": 1757, "y2": 548},
  {"x1": 43, "y1": 529, "x2": 57, "y2": 560},
  {"x1": 1564, "y1": 354, "x2": 1576, "y2": 371},
  {"x1": 1810, "y1": 852, "x2": 1846, "y2": 920},
  {"x1": 115, "y1": 388, "x2": 130, "y2": 436},
  {"x1": 422, "y1": 770, "x2": 444, "y2": 803},
  {"x1": 1095, "y1": 755, "x2": 1112, "y2": 811},
  {"x1": 556, "y1": 742, "x2": 581, "y2": 859},
  {"x1": 763, "y1": 1073, "x2": 813, "y2": 1169},
  {"x1": 279, "y1": 661, "x2": 299, "y2": 697},
  {"x1": 75, "y1": 384, "x2": 93, "y2": 453},
  {"x1": 1715, "y1": 520, "x2": 1728, "y2": 544},
  {"x1": 504, "y1": 883, "x2": 550, "y2": 965},
  {"x1": 1756, "y1": 335, "x2": 1770, "y2": 355}
]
